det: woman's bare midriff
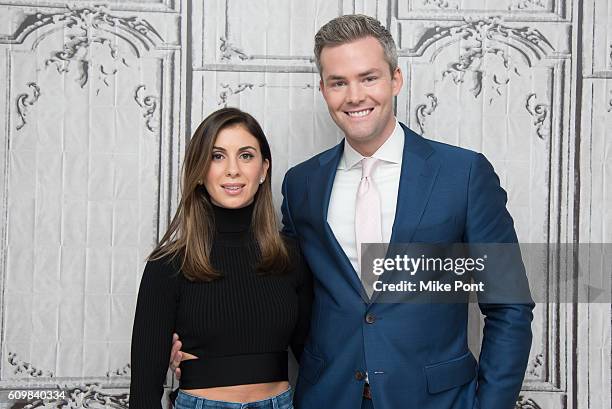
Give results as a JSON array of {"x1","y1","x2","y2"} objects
[
  {"x1": 180, "y1": 352, "x2": 290, "y2": 403},
  {"x1": 182, "y1": 381, "x2": 290, "y2": 403}
]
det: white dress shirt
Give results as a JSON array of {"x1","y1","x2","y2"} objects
[{"x1": 327, "y1": 120, "x2": 404, "y2": 275}]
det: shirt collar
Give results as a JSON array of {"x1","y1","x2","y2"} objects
[{"x1": 339, "y1": 120, "x2": 404, "y2": 170}]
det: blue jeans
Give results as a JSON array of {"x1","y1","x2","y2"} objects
[{"x1": 175, "y1": 388, "x2": 294, "y2": 409}]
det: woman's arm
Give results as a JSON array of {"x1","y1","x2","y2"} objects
[{"x1": 129, "y1": 257, "x2": 180, "y2": 409}]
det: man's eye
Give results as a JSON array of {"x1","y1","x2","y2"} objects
[
  {"x1": 332, "y1": 81, "x2": 346, "y2": 87},
  {"x1": 364, "y1": 76, "x2": 377, "y2": 82}
]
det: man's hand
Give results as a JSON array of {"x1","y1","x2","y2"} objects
[{"x1": 170, "y1": 333, "x2": 182, "y2": 379}]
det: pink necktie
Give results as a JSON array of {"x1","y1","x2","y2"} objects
[{"x1": 355, "y1": 157, "x2": 382, "y2": 295}]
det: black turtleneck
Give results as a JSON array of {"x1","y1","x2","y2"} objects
[{"x1": 129, "y1": 204, "x2": 313, "y2": 409}]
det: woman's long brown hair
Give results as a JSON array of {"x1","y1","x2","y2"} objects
[{"x1": 149, "y1": 107, "x2": 289, "y2": 281}]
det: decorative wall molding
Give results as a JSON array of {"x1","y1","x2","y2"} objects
[
  {"x1": 0, "y1": 0, "x2": 178, "y2": 13},
  {"x1": 527, "y1": 351, "x2": 544, "y2": 377},
  {"x1": 20, "y1": 383, "x2": 129, "y2": 409},
  {"x1": 2, "y1": 5, "x2": 163, "y2": 93},
  {"x1": 1, "y1": 4, "x2": 163, "y2": 48},
  {"x1": 134, "y1": 85, "x2": 159, "y2": 132},
  {"x1": 7, "y1": 352, "x2": 54, "y2": 377},
  {"x1": 514, "y1": 396, "x2": 543, "y2": 409},
  {"x1": 508, "y1": 0, "x2": 546, "y2": 10},
  {"x1": 525, "y1": 93, "x2": 550, "y2": 139},
  {"x1": 216, "y1": 82, "x2": 318, "y2": 106},
  {"x1": 407, "y1": 17, "x2": 555, "y2": 64},
  {"x1": 45, "y1": 36, "x2": 126, "y2": 90},
  {"x1": 218, "y1": 82, "x2": 263, "y2": 105},
  {"x1": 406, "y1": 18, "x2": 554, "y2": 103},
  {"x1": 206, "y1": 0, "x2": 316, "y2": 65},
  {"x1": 415, "y1": 93, "x2": 438, "y2": 134},
  {"x1": 15, "y1": 82, "x2": 40, "y2": 130},
  {"x1": 219, "y1": 37, "x2": 250, "y2": 61},
  {"x1": 106, "y1": 363, "x2": 131, "y2": 378},
  {"x1": 422, "y1": 0, "x2": 459, "y2": 9}
]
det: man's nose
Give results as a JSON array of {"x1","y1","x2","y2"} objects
[{"x1": 346, "y1": 83, "x2": 366, "y2": 104}]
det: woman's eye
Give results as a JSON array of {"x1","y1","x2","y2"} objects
[
  {"x1": 212, "y1": 153, "x2": 224, "y2": 160},
  {"x1": 240, "y1": 152, "x2": 254, "y2": 160}
]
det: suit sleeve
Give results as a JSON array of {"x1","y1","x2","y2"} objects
[
  {"x1": 281, "y1": 167, "x2": 298, "y2": 238},
  {"x1": 289, "y1": 245, "x2": 313, "y2": 363},
  {"x1": 129, "y1": 257, "x2": 179, "y2": 409},
  {"x1": 464, "y1": 153, "x2": 534, "y2": 409}
]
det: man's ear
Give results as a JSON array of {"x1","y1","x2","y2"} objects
[{"x1": 391, "y1": 67, "x2": 403, "y2": 96}]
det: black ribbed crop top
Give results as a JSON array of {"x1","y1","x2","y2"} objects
[{"x1": 129, "y1": 203, "x2": 313, "y2": 409}]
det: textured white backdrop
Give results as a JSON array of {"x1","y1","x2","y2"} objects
[{"x1": 0, "y1": 1, "x2": 609, "y2": 408}]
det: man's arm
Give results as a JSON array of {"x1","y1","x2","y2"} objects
[
  {"x1": 464, "y1": 153, "x2": 534, "y2": 409},
  {"x1": 281, "y1": 167, "x2": 298, "y2": 238},
  {"x1": 169, "y1": 333, "x2": 182, "y2": 379}
]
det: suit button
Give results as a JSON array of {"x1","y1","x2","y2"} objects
[
  {"x1": 355, "y1": 370, "x2": 365, "y2": 381},
  {"x1": 365, "y1": 313, "x2": 376, "y2": 324}
]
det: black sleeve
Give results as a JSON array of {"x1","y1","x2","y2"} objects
[
  {"x1": 129, "y1": 256, "x2": 180, "y2": 409},
  {"x1": 288, "y1": 242, "x2": 313, "y2": 363}
]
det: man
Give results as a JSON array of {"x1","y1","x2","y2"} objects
[{"x1": 170, "y1": 14, "x2": 533, "y2": 409}]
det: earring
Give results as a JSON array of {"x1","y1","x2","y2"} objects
[
  {"x1": 197, "y1": 179, "x2": 202, "y2": 185},
  {"x1": 259, "y1": 177, "x2": 265, "y2": 184}
]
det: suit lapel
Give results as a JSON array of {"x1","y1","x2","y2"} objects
[
  {"x1": 389, "y1": 124, "x2": 440, "y2": 244},
  {"x1": 370, "y1": 125, "x2": 441, "y2": 304},
  {"x1": 308, "y1": 125, "x2": 441, "y2": 303},
  {"x1": 308, "y1": 141, "x2": 369, "y2": 301}
]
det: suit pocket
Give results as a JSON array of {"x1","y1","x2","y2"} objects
[
  {"x1": 298, "y1": 348, "x2": 325, "y2": 385},
  {"x1": 424, "y1": 351, "x2": 477, "y2": 394}
]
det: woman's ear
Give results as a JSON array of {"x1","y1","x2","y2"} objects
[{"x1": 262, "y1": 158, "x2": 270, "y2": 180}]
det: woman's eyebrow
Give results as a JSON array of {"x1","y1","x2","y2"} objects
[{"x1": 212, "y1": 146, "x2": 258, "y2": 152}]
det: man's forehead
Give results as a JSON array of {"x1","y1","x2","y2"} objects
[{"x1": 323, "y1": 68, "x2": 383, "y2": 80}]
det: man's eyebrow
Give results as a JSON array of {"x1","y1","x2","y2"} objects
[
  {"x1": 325, "y1": 74, "x2": 346, "y2": 81},
  {"x1": 359, "y1": 69, "x2": 381, "y2": 77},
  {"x1": 325, "y1": 69, "x2": 382, "y2": 81}
]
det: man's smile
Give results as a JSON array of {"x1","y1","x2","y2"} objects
[{"x1": 345, "y1": 108, "x2": 374, "y2": 118}]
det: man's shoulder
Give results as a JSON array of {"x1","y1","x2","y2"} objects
[
  {"x1": 285, "y1": 143, "x2": 341, "y2": 179},
  {"x1": 411, "y1": 129, "x2": 480, "y2": 164}
]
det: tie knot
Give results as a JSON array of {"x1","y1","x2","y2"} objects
[{"x1": 361, "y1": 157, "x2": 378, "y2": 178}]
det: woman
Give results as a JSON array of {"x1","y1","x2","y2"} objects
[{"x1": 129, "y1": 108, "x2": 312, "y2": 409}]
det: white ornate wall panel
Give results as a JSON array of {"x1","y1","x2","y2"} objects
[
  {"x1": 0, "y1": 0, "x2": 608, "y2": 408},
  {"x1": 577, "y1": 78, "x2": 612, "y2": 409},
  {"x1": 391, "y1": 3, "x2": 576, "y2": 406},
  {"x1": 0, "y1": 1, "x2": 182, "y2": 405},
  {"x1": 582, "y1": 0, "x2": 612, "y2": 77}
]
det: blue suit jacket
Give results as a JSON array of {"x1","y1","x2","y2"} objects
[{"x1": 281, "y1": 124, "x2": 533, "y2": 409}]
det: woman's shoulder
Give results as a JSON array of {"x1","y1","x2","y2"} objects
[{"x1": 143, "y1": 252, "x2": 183, "y2": 281}]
